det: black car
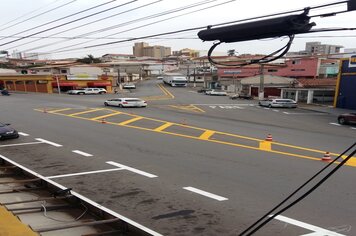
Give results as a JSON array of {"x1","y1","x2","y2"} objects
[{"x1": 0, "y1": 123, "x2": 19, "y2": 140}]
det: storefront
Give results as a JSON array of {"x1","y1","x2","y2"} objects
[
  {"x1": 334, "y1": 57, "x2": 356, "y2": 110},
  {"x1": 0, "y1": 74, "x2": 113, "y2": 93}
]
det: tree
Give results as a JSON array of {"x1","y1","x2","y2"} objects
[
  {"x1": 76, "y1": 54, "x2": 101, "y2": 64},
  {"x1": 227, "y1": 49, "x2": 236, "y2": 56}
]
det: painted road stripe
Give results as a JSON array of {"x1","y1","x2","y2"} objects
[
  {"x1": 47, "y1": 108, "x2": 72, "y2": 113},
  {"x1": 68, "y1": 108, "x2": 103, "y2": 116},
  {"x1": 183, "y1": 187, "x2": 228, "y2": 201},
  {"x1": 18, "y1": 132, "x2": 29, "y2": 136},
  {"x1": 72, "y1": 150, "x2": 93, "y2": 157},
  {"x1": 0, "y1": 141, "x2": 42, "y2": 148},
  {"x1": 273, "y1": 215, "x2": 346, "y2": 236},
  {"x1": 35, "y1": 138, "x2": 62, "y2": 147},
  {"x1": 47, "y1": 168, "x2": 123, "y2": 179},
  {"x1": 199, "y1": 130, "x2": 215, "y2": 140},
  {"x1": 119, "y1": 117, "x2": 143, "y2": 126},
  {"x1": 154, "y1": 122, "x2": 173, "y2": 132},
  {"x1": 351, "y1": 127, "x2": 356, "y2": 130},
  {"x1": 106, "y1": 161, "x2": 157, "y2": 178},
  {"x1": 0, "y1": 154, "x2": 163, "y2": 236},
  {"x1": 192, "y1": 104, "x2": 254, "y2": 106},
  {"x1": 330, "y1": 123, "x2": 341, "y2": 126},
  {"x1": 91, "y1": 112, "x2": 122, "y2": 120}
]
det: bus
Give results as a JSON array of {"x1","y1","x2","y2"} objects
[{"x1": 162, "y1": 73, "x2": 188, "y2": 87}]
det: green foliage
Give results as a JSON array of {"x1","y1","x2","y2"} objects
[{"x1": 76, "y1": 54, "x2": 102, "y2": 64}]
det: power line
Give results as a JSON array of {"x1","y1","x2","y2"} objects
[
  {"x1": 0, "y1": 0, "x2": 63, "y2": 28},
  {"x1": 0, "y1": 0, "x2": 118, "y2": 42},
  {"x1": 46, "y1": 0, "x2": 224, "y2": 53},
  {"x1": 0, "y1": 0, "x2": 79, "y2": 33},
  {"x1": 6, "y1": 0, "x2": 164, "y2": 51},
  {"x1": 0, "y1": 0, "x2": 138, "y2": 47}
]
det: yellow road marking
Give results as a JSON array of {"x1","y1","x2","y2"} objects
[
  {"x1": 91, "y1": 112, "x2": 122, "y2": 120},
  {"x1": 259, "y1": 141, "x2": 272, "y2": 151},
  {"x1": 199, "y1": 130, "x2": 215, "y2": 140},
  {"x1": 168, "y1": 104, "x2": 205, "y2": 113},
  {"x1": 36, "y1": 107, "x2": 356, "y2": 167},
  {"x1": 47, "y1": 108, "x2": 72, "y2": 113},
  {"x1": 119, "y1": 117, "x2": 143, "y2": 126},
  {"x1": 154, "y1": 122, "x2": 173, "y2": 132},
  {"x1": 68, "y1": 108, "x2": 103, "y2": 116}
]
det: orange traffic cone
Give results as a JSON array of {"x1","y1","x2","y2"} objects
[
  {"x1": 321, "y1": 152, "x2": 332, "y2": 162},
  {"x1": 101, "y1": 118, "x2": 107, "y2": 124},
  {"x1": 265, "y1": 134, "x2": 273, "y2": 141}
]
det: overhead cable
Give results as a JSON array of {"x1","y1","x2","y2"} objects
[
  {"x1": 0, "y1": 0, "x2": 138, "y2": 47},
  {"x1": 0, "y1": 0, "x2": 118, "y2": 42},
  {"x1": 0, "y1": 0, "x2": 79, "y2": 33}
]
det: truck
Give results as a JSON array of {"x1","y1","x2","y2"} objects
[
  {"x1": 67, "y1": 88, "x2": 107, "y2": 95},
  {"x1": 162, "y1": 73, "x2": 188, "y2": 87}
]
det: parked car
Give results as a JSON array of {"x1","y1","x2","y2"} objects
[
  {"x1": 104, "y1": 98, "x2": 147, "y2": 108},
  {"x1": 206, "y1": 89, "x2": 227, "y2": 96},
  {"x1": 197, "y1": 88, "x2": 212, "y2": 93},
  {"x1": 123, "y1": 84, "x2": 136, "y2": 89},
  {"x1": 229, "y1": 93, "x2": 253, "y2": 100},
  {"x1": 259, "y1": 98, "x2": 297, "y2": 108},
  {"x1": 67, "y1": 88, "x2": 107, "y2": 95},
  {"x1": 0, "y1": 123, "x2": 19, "y2": 140},
  {"x1": 337, "y1": 113, "x2": 356, "y2": 125}
]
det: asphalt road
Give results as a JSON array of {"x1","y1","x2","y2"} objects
[{"x1": 0, "y1": 79, "x2": 355, "y2": 236}]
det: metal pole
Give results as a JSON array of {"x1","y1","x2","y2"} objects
[
  {"x1": 117, "y1": 66, "x2": 122, "y2": 90},
  {"x1": 259, "y1": 64, "x2": 264, "y2": 100},
  {"x1": 55, "y1": 75, "x2": 61, "y2": 94}
]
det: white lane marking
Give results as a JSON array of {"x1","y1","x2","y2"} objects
[
  {"x1": 35, "y1": 138, "x2": 62, "y2": 147},
  {"x1": 330, "y1": 123, "x2": 341, "y2": 126},
  {"x1": 183, "y1": 186, "x2": 228, "y2": 201},
  {"x1": 283, "y1": 112, "x2": 290, "y2": 114},
  {"x1": 272, "y1": 215, "x2": 346, "y2": 236},
  {"x1": 350, "y1": 127, "x2": 356, "y2": 130},
  {"x1": 0, "y1": 154, "x2": 163, "y2": 236},
  {"x1": 106, "y1": 161, "x2": 158, "y2": 178},
  {"x1": 0, "y1": 141, "x2": 42, "y2": 148},
  {"x1": 273, "y1": 109, "x2": 279, "y2": 112},
  {"x1": 18, "y1": 132, "x2": 29, "y2": 136},
  {"x1": 72, "y1": 150, "x2": 93, "y2": 157},
  {"x1": 47, "y1": 168, "x2": 123, "y2": 179}
]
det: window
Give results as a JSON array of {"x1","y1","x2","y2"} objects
[
  {"x1": 267, "y1": 69, "x2": 278, "y2": 72},
  {"x1": 291, "y1": 60, "x2": 301, "y2": 65},
  {"x1": 60, "y1": 69, "x2": 67, "y2": 74},
  {"x1": 291, "y1": 69, "x2": 305, "y2": 71}
]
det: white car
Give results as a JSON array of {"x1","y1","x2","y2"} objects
[
  {"x1": 123, "y1": 84, "x2": 136, "y2": 89},
  {"x1": 67, "y1": 88, "x2": 107, "y2": 95},
  {"x1": 259, "y1": 98, "x2": 297, "y2": 108},
  {"x1": 104, "y1": 98, "x2": 147, "y2": 108},
  {"x1": 206, "y1": 89, "x2": 227, "y2": 96}
]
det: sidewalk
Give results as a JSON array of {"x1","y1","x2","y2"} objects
[{"x1": 298, "y1": 103, "x2": 355, "y2": 116}]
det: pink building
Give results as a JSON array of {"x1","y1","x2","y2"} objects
[{"x1": 218, "y1": 57, "x2": 320, "y2": 79}]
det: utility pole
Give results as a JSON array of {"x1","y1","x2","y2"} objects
[
  {"x1": 259, "y1": 64, "x2": 265, "y2": 100},
  {"x1": 117, "y1": 66, "x2": 122, "y2": 90}
]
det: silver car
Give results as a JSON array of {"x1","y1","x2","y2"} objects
[
  {"x1": 259, "y1": 98, "x2": 297, "y2": 108},
  {"x1": 104, "y1": 98, "x2": 147, "y2": 108}
]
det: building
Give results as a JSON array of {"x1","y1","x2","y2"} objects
[
  {"x1": 101, "y1": 54, "x2": 135, "y2": 62},
  {"x1": 288, "y1": 42, "x2": 343, "y2": 56},
  {"x1": 334, "y1": 56, "x2": 356, "y2": 110},
  {"x1": 133, "y1": 42, "x2": 171, "y2": 59}
]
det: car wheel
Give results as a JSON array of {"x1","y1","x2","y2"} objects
[
  {"x1": 78, "y1": 92, "x2": 84, "y2": 95},
  {"x1": 104, "y1": 102, "x2": 108, "y2": 106},
  {"x1": 268, "y1": 104, "x2": 272, "y2": 108},
  {"x1": 118, "y1": 104, "x2": 123, "y2": 108},
  {"x1": 338, "y1": 117, "x2": 347, "y2": 125}
]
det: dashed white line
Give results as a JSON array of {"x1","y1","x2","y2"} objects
[
  {"x1": 183, "y1": 186, "x2": 228, "y2": 201},
  {"x1": 0, "y1": 141, "x2": 42, "y2": 148},
  {"x1": 47, "y1": 168, "x2": 124, "y2": 179},
  {"x1": 18, "y1": 132, "x2": 29, "y2": 136},
  {"x1": 329, "y1": 123, "x2": 341, "y2": 126},
  {"x1": 273, "y1": 109, "x2": 279, "y2": 112},
  {"x1": 72, "y1": 150, "x2": 93, "y2": 157},
  {"x1": 35, "y1": 138, "x2": 62, "y2": 147},
  {"x1": 351, "y1": 127, "x2": 356, "y2": 130},
  {"x1": 106, "y1": 161, "x2": 158, "y2": 178},
  {"x1": 272, "y1": 215, "x2": 346, "y2": 236}
]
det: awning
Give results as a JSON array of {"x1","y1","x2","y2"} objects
[
  {"x1": 52, "y1": 82, "x2": 78, "y2": 87},
  {"x1": 87, "y1": 82, "x2": 111, "y2": 87}
]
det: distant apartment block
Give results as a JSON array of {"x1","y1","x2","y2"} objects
[
  {"x1": 287, "y1": 42, "x2": 343, "y2": 56},
  {"x1": 133, "y1": 42, "x2": 171, "y2": 59}
]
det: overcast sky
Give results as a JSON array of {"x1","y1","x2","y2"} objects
[{"x1": 0, "y1": 0, "x2": 354, "y2": 59}]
